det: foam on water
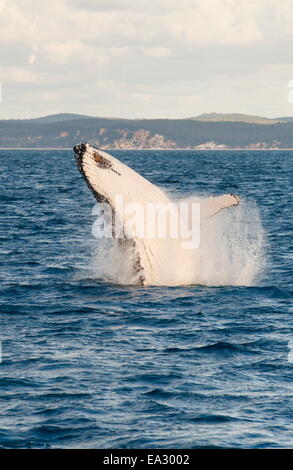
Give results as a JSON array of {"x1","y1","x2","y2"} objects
[{"x1": 89, "y1": 196, "x2": 265, "y2": 287}]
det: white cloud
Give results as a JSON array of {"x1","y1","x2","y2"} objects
[
  {"x1": 0, "y1": 66, "x2": 38, "y2": 83},
  {"x1": 0, "y1": 0, "x2": 37, "y2": 45},
  {"x1": 166, "y1": 1, "x2": 263, "y2": 45},
  {"x1": 143, "y1": 47, "x2": 172, "y2": 58},
  {"x1": 0, "y1": 0, "x2": 293, "y2": 118},
  {"x1": 27, "y1": 54, "x2": 36, "y2": 64},
  {"x1": 41, "y1": 41, "x2": 109, "y2": 66}
]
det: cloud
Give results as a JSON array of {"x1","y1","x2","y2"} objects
[
  {"x1": 27, "y1": 54, "x2": 36, "y2": 64},
  {"x1": 143, "y1": 47, "x2": 172, "y2": 58},
  {"x1": 0, "y1": 66, "x2": 38, "y2": 83},
  {"x1": 41, "y1": 41, "x2": 110, "y2": 66},
  {"x1": 166, "y1": 1, "x2": 263, "y2": 45},
  {"x1": 0, "y1": 0, "x2": 293, "y2": 118}
]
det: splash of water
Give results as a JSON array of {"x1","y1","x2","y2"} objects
[
  {"x1": 88, "y1": 196, "x2": 265, "y2": 287},
  {"x1": 197, "y1": 199, "x2": 265, "y2": 286}
]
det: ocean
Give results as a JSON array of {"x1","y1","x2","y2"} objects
[{"x1": 0, "y1": 149, "x2": 292, "y2": 448}]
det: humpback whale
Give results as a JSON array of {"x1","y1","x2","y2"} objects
[{"x1": 74, "y1": 143, "x2": 240, "y2": 286}]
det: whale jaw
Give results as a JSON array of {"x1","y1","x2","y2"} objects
[{"x1": 74, "y1": 143, "x2": 118, "y2": 204}]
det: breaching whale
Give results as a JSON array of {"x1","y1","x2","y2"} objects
[{"x1": 74, "y1": 143, "x2": 240, "y2": 286}]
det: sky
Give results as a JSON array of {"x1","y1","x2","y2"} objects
[{"x1": 0, "y1": 0, "x2": 293, "y2": 119}]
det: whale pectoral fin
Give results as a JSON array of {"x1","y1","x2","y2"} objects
[{"x1": 203, "y1": 194, "x2": 240, "y2": 219}]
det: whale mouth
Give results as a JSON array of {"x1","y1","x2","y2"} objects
[
  {"x1": 73, "y1": 142, "x2": 87, "y2": 157},
  {"x1": 73, "y1": 142, "x2": 112, "y2": 204},
  {"x1": 73, "y1": 143, "x2": 86, "y2": 175}
]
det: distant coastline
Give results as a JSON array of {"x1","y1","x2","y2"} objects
[{"x1": 1, "y1": 112, "x2": 293, "y2": 150}]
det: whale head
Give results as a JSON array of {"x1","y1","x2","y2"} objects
[
  {"x1": 74, "y1": 142, "x2": 169, "y2": 208},
  {"x1": 73, "y1": 142, "x2": 123, "y2": 204}
]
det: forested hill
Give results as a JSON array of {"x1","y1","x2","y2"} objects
[{"x1": 1, "y1": 114, "x2": 293, "y2": 149}]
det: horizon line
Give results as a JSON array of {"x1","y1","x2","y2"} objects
[{"x1": 1, "y1": 111, "x2": 293, "y2": 121}]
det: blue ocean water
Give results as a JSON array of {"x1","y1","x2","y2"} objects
[{"x1": 0, "y1": 149, "x2": 292, "y2": 449}]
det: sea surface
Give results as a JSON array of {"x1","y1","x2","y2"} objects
[{"x1": 0, "y1": 149, "x2": 292, "y2": 448}]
